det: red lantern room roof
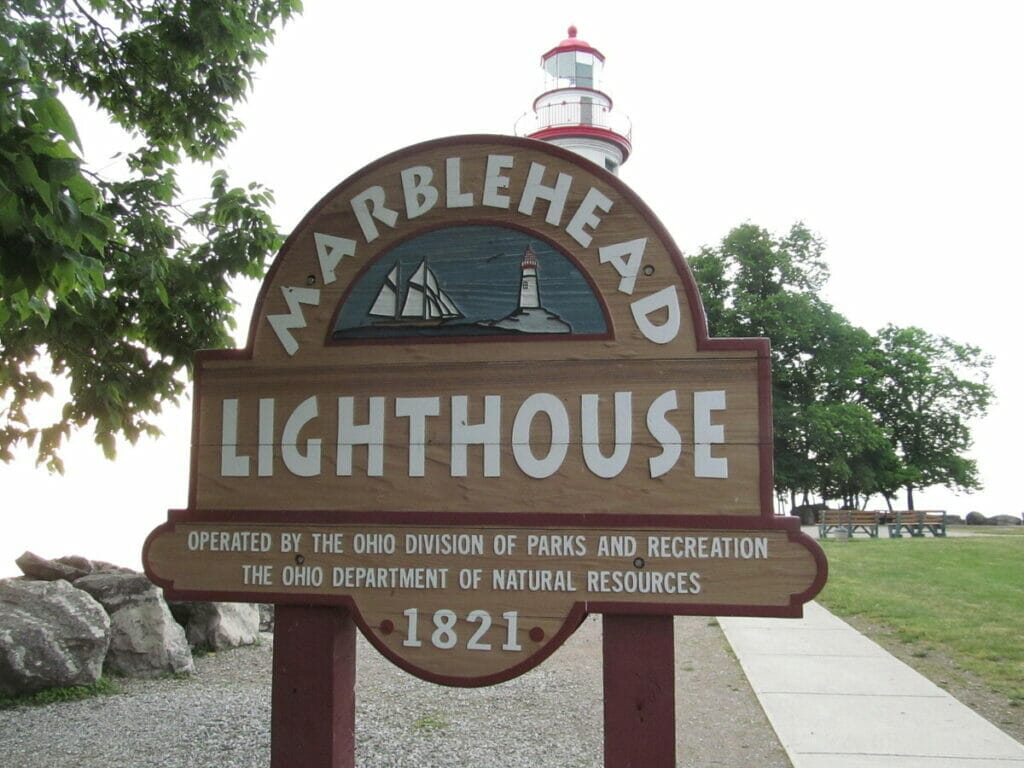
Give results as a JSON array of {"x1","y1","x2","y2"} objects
[
  {"x1": 541, "y1": 25, "x2": 605, "y2": 64},
  {"x1": 521, "y1": 244, "x2": 538, "y2": 270}
]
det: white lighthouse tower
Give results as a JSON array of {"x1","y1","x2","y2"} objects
[
  {"x1": 518, "y1": 26, "x2": 632, "y2": 175},
  {"x1": 518, "y1": 244, "x2": 540, "y2": 309}
]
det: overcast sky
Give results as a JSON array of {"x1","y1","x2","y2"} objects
[{"x1": 3, "y1": 0, "x2": 1021, "y2": 572}]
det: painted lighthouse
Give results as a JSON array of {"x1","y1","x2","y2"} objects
[
  {"x1": 518, "y1": 26, "x2": 632, "y2": 175},
  {"x1": 489, "y1": 243, "x2": 571, "y2": 334},
  {"x1": 519, "y1": 244, "x2": 540, "y2": 309}
]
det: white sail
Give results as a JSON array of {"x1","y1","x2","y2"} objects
[
  {"x1": 369, "y1": 265, "x2": 400, "y2": 318},
  {"x1": 430, "y1": 270, "x2": 462, "y2": 319},
  {"x1": 428, "y1": 269, "x2": 462, "y2": 317},
  {"x1": 424, "y1": 269, "x2": 444, "y2": 319},
  {"x1": 400, "y1": 260, "x2": 427, "y2": 318}
]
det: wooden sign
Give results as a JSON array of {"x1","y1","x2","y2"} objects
[{"x1": 144, "y1": 135, "x2": 826, "y2": 686}]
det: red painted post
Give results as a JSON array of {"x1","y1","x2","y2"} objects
[
  {"x1": 602, "y1": 614, "x2": 676, "y2": 768},
  {"x1": 271, "y1": 605, "x2": 356, "y2": 768}
]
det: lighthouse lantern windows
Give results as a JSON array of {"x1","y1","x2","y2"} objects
[{"x1": 544, "y1": 51, "x2": 600, "y2": 91}]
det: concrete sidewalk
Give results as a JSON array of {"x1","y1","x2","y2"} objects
[{"x1": 720, "y1": 602, "x2": 1024, "y2": 767}]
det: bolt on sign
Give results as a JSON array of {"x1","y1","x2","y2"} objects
[{"x1": 144, "y1": 135, "x2": 827, "y2": 686}]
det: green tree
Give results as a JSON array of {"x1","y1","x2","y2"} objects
[
  {"x1": 1, "y1": 0, "x2": 301, "y2": 470},
  {"x1": 690, "y1": 223, "x2": 994, "y2": 513},
  {"x1": 689, "y1": 222, "x2": 878, "y2": 509},
  {"x1": 803, "y1": 401, "x2": 899, "y2": 509},
  {"x1": 866, "y1": 325, "x2": 993, "y2": 509}
]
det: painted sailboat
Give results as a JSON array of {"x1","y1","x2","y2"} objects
[{"x1": 368, "y1": 259, "x2": 463, "y2": 326}]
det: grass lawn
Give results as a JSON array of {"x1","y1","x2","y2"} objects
[{"x1": 817, "y1": 530, "x2": 1024, "y2": 708}]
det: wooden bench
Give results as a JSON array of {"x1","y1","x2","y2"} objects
[
  {"x1": 888, "y1": 510, "x2": 947, "y2": 538},
  {"x1": 818, "y1": 509, "x2": 880, "y2": 539}
]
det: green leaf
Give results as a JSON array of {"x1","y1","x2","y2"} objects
[
  {"x1": 13, "y1": 154, "x2": 52, "y2": 209},
  {"x1": 34, "y1": 94, "x2": 82, "y2": 150},
  {"x1": 25, "y1": 135, "x2": 80, "y2": 160},
  {"x1": 155, "y1": 281, "x2": 170, "y2": 308}
]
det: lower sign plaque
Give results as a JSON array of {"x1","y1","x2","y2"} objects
[{"x1": 145, "y1": 512, "x2": 824, "y2": 685}]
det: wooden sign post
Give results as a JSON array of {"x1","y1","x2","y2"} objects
[{"x1": 144, "y1": 135, "x2": 826, "y2": 766}]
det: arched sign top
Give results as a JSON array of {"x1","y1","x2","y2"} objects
[
  {"x1": 247, "y1": 135, "x2": 748, "y2": 366},
  {"x1": 180, "y1": 133, "x2": 777, "y2": 520}
]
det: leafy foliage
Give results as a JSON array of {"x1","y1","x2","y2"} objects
[
  {"x1": 691, "y1": 222, "x2": 992, "y2": 510},
  {"x1": 0, "y1": 1, "x2": 301, "y2": 470}
]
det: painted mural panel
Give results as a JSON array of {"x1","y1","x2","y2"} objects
[{"x1": 332, "y1": 225, "x2": 607, "y2": 340}]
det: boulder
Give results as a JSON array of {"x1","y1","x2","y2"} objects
[
  {"x1": 170, "y1": 601, "x2": 261, "y2": 650},
  {"x1": 74, "y1": 573, "x2": 194, "y2": 678},
  {"x1": 791, "y1": 503, "x2": 830, "y2": 526},
  {"x1": 986, "y1": 514, "x2": 1022, "y2": 526},
  {"x1": 88, "y1": 559, "x2": 137, "y2": 574},
  {"x1": 258, "y1": 603, "x2": 275, "y2": 633},
  {"x1": 965, "y1": 511, "x2": 987, "y2": 526},
  {"x1": 15, "y1": 551, "x2": 91, "y2": 582},
  {"x1": 54, "y1": 555, "x2": 97, "y2": 574},
  {"x1": 0, "y1": 579, "x2": 111, "y2": 696}
]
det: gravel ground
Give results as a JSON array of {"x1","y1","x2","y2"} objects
[{"x1": 0, "y1": 615, "x2": 790, "y2": 767}]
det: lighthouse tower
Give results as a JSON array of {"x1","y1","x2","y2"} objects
[
  {"x1": 519, "y1": 244, "x2": 540, "y2": 309},
  {"x1": 518, "y1": 26, "x2": 632, "y2": 175}
]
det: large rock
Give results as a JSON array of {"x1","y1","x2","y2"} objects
[
  {"x1": 13, "y1": 552, "x2": 136, "y2": 583},
  {"x1": 986, "y1": 514, "x2": 1022, "y2": 526},
  {"x1": 258, "y1": 603, "x2": 275, "y2": 633},
  {"x1": 74, "y1": 573, "x2": 194, "y2": 678},
  {"x1": 55, "y1": 555, "x2": 98, "y2": 574},
  {"x1": 15, "y1": 551, "x2": 91, "y2": 582},
  {"x1": 0, "y1": 579, "x2": 111, "y2": 696},
  {"x1": 170, "y1": 601, "x2": 261, "y2": 650},
  {"x1": 86, "y1": 559, "x2": 137, "y2": 575}
]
